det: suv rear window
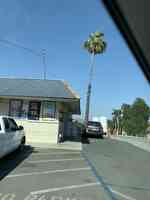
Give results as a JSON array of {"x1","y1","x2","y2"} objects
[{"x1": 88, "y1": 121, "x2": 101, "y2": 127}]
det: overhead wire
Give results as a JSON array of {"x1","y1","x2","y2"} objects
[{"x1": 0, "y1": 39, "x2": 59, "y2": 79}]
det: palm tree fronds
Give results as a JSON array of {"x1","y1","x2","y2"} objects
[{"x1": 83, "y1": 31, "x2": 106, "y2": 55}]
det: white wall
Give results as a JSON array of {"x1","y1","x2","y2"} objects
[
  {"x1": 0, "y1": 98, "x2": 60, "y2": 144},
  {"x1": 0, "y1": 99, "x2": 9, "y2": 115},
  {"x1": 16, "y1": 119, "x2": 59, "y2": 144}
]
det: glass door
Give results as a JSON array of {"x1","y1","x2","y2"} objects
[{"x1": 28, "y1": 101, "x2": 41, "y2": 120}]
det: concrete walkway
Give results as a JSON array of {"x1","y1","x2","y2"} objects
[
  {"x1": 112, "y1": 135, "x2": 150, "y2": 153},
  {"x1": 27, "y1": 141, "x2": 82, "y2": 151}
]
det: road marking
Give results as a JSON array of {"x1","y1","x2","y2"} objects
[
  {"x1": 27, "y1": 158, "x2": 84, "y2": 163},
  {"x1": 31, "y1": 182, "x2": 137, "y2": 200},
  {"x1": 0, "y1": 193, "x2": 16, "y2": 200},
  {"x1": 31, "y1": 182, "x2": 101, "y2": 195},
  {"x1": 82, "y1": 151, "x2": 117, "y2": 200},
  {"x1": 111, "y1": 189, "x2": 137, "y2": 200},
  {"x1": 31, "y1": 152, "x2": 81, "y2": 156},
  {"x1": 6, "y1": 167, "x2": 90, "y2": 178},
  {"x1": 82, "y1": 150, "x2": 137, "y2": 200}
]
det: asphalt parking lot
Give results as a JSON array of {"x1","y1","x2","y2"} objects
[
  {"x1": 83, "y1": 138, "x2": 150, "y2": 200},
  {"x1": 0, "y1": 145, "x2": 108, "y2": 200}
]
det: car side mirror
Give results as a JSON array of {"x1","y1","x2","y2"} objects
[{"x1": 18, "y1": 125, "x2": 24, "y2": 130}]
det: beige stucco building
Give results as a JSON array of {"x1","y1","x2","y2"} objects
[{"x1": 0, "y1": 78, "x2": 80, "y2": 144}]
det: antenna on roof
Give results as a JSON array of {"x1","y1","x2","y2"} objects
[{"x1": 42, "y1": 49, "x2": 46, "y2": 80}]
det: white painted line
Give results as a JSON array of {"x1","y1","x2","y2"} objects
[
  {"x1": 31, "y1": 182, "x2": 101, "y2": 195},
  {"x1": 7, "y1": 167, "x2": 90, "y2": 178},
  {"x1": 111, "y1": 189, "x2": 137, "y2": 200},
  {"x1": 82, "y1": 152, "x2": 137, "y2": 200},
  {"x1": 27, "y1": 158, "x2": 84, "y2": 163},
  {"x1": 31, "y1": 152, "x2": 81, "y2": 156},
  {"x1": 30, "y1": 181, "x2": 137, "y2": 200}
]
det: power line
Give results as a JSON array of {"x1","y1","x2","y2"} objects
[
  {"x1": 0, "y1": 39, "x2": 49, "y2": 79},
  {"x1": 0, "y1": 38, "x2": 60, "y2": 80},
  {"x1": 0, "y1": 39, "x2": 41, "y2": 56}
]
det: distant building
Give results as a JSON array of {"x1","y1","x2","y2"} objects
[{"x1": 92, "y1": 116, "x2": 108, "y2": 134}]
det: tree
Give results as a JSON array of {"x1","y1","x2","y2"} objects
[
  {"x1": 121, "y1": 99, "x2": 150, "y2": 136},
  {"x1": 112, "y1": 109, "x2": 122, "y2": 135},
  {"x1": 130, "y1": 98, "x2": 150, "y2": 136},
  {"x1": 121, "y1": 104, "x2": 132, "y2": 135},
  {"x1": 111, "y1": 98, "x2": 150, "y2": 136},
  {"x1": 83, "y1": 31, "x2": 106, "y2": 127},
  {"x1": 107, "y1": 119, "x2": 114, "y2": 136}
]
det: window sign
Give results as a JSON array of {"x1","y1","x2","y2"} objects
[{"x1": 43, "y1": 102, "x2": 56, "y2": 118}]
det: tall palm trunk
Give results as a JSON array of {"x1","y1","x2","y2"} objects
[
  {"x1": 114, "y1": 119, "x2": 118, "y2": 135},
  {"x1": 116, "y1": 117, "x2": 119, "y2": 136},
  {"x1": 84, "y1": 52, "x2": 95, "y2": 127}
]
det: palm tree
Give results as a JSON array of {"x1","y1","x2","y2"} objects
[
  {"x1": 112, "y1": 109, "x2": 122, "y2": 135},
  {"x1": 83, "y1": 32, "x2": 106, "y2": 127}
]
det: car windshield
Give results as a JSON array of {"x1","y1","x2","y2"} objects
[
  {"x1": 88, "y1": 121, "x2": 101, "y2": 127},
  {"x1": 0, "y1": 1, "x2": 149, "y2": 200}
]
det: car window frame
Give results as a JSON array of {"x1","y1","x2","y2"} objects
[
  {"x1": 88, "y1": 121, "x2": 101, "y2": 127},
  {"x1": 3, "y1": 117, "x2": 10, "y2": 132},
  {"x1": 7, "y1": 118, "x2": 18, "y2": 132}
]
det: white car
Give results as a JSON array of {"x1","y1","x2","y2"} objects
[{"x1": 0, "y1": 116, "x2": 26, "y2": 159}]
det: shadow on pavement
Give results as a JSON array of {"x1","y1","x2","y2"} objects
[
  {"x1": 81, "y1": 137, "x2": 90, "y2": 144},
  {"x1": 63, "y1": 136, "x2": 81, "y2": 142},
  {"x1": 0, "y1": 145, "x2": 34, "y2": 181}
]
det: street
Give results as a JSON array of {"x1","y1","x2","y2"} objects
[
  {"x1": 83, "y1": 138, "x2": 150, "y2": 200},
  {"x1": 0, "y1": 138, "x2": 150, "y2": 200}
]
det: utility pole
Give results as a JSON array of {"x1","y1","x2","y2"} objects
[
  {"x1": 84, "y1": 52, "x2": 95, "y2": 127},
  {"x1": 0, "y1": 39, "x2": 47, "y2": 80},
  {"x1": 42, "y1": 49, "x2": 46, "y2": 80},
  {"x1": 85, "y1": 83, "x2": 91, "y2": 126}
]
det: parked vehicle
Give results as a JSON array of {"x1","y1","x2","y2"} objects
[
  {"x1": 83, "y1": 121, "x2": 104, "y2": 138},
  {"x1": 0, "y1": 116, "x2": 26, "y2": 159}
]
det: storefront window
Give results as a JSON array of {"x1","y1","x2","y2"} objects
[
  {"x1": 9, "y1": 100, "x2": 22, "y2": 117},
  {"x1": 42, "y1": 101, "x2": 56, "y2": 118},
  {"x1": 21, "y1": 101, "x2": 28, "y2": 119},
  {"x1": 28, "y1": 101, "x2": 41, "y2": 120}
]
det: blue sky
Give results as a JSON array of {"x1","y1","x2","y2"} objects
[{"x1": 0, "y1": 0, "x2": 149, "y2": 119}]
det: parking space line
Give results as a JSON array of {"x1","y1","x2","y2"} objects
[
  {"x1": 82, "y1": 151, "x2": 117, "y2": 200},
  {"x1": 27, "y1": 158, "x2": 84, "y2": 163},
  {"x1": 6, "y1": 167, "x2": 90, "y2": 178},
  {"x1": 31, "y1": 182, "x2": 101, "y2": 195},
  {"x1": 82, "y1": 151, "x2": 136, "y2": 200}
]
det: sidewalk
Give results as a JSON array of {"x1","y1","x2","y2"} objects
[
  {"x1": 112, "y1": 135, "x2": 150, "y2": 153},
  {"x1": 27, "y1": 141, "x2": 82, "y2": 151}
]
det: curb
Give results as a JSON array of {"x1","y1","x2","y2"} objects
[{"x1": 27, "y1": 142, "x2": 82, "y2": 151}]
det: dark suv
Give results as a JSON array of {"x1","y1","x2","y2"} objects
[{"x1": 85, "y1": 121, "x2": 104, "y2": 138}]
